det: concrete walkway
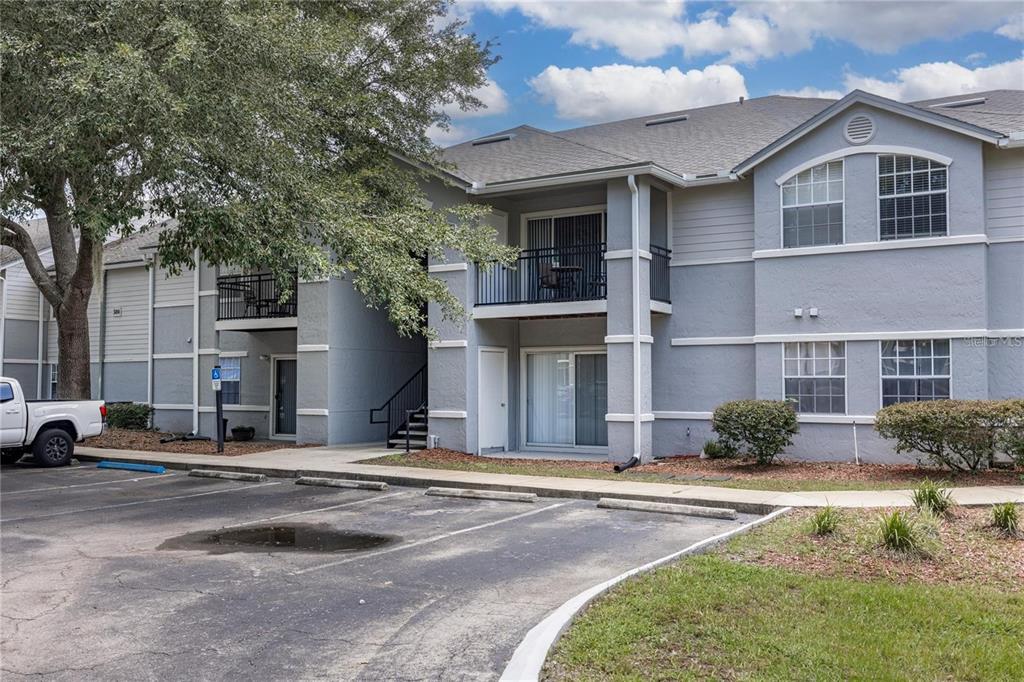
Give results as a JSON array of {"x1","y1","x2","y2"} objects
[{"x1": 73, "y1": 445, "x2": 1023, "y2": 513}]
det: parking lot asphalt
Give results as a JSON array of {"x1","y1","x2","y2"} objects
[{"x1": 1, "y1": 462, "x2": 760, "y2": 681}]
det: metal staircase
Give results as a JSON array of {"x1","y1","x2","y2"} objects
[{"x1": 370, "y1": 365, "x2": 428, "y2": 451}]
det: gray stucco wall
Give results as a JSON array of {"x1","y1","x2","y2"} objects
[
  {"x1": 153, "y1": 306, "x2": 193, "y2": 354},
  {"x1": 102, "y1": 361, "x2": 148, "y2": 403}
]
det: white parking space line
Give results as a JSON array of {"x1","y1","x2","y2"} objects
[
  {"x1": 223, "y1": 490, "x2": 415, "y2": 528},
  {"x1": 0, "y1": 481, "x2": 284, "y2": 523},
  {"x1": 2, "y1": 473, "x2": 180, "y2": 496},
  {"x1": 293, "y1": 501, "x2": 571, "y2": 575}
]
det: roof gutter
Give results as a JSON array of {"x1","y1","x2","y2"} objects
[
  {"x1": 467, "y1": 164, "x2": 737, "y2": 196},
  {"x1": 997, "y1": 132, "x2": 1024, "y2": 149}
]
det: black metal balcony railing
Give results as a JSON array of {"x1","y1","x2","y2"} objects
[
  {"x1": 217, "y1": 272, "x2": 298, "y2": 321},
  {"x1": 477, "y1": 243, "x2": 607, "y2": 306},
  {"x1": 650, "y1": 245, "x2": 671, "y2": 303}
]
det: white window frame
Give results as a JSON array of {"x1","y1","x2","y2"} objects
[
  {"x1": 876, "y1": 153, "x2": 949, "y2": 241},
  {"x1": 519, "y1": 345, "x2": 609, "y2": 452},
  {"x1": 782, "y1": 342, "x2": 847, "y2": 415},
  {"x1": 779, "y1": 159, "x2": 845, "y2": 249},
  {"x1": 219, "y1": 357, "x2": 241, "y2": 406},
  {"x1": 49, "y1": 364, "x2": 58, "y2": 399},
  {"x1": 879, "y1": 339, "x2": 952, "y2": 407}
]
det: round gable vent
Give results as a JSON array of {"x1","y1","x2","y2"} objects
[{"x1": 844, "y1": 114, "x2": 875, "y2": 144}]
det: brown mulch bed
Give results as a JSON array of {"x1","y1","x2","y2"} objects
[
  {"x1": 85, "y1": 428, "x2": 310, "y2": 456},
  {"x1": 397, "y1": 448, "x2": 1021, "y2": 486},
  {"x1": 728, "y1": 507, "x2": 1024, "y2": 589}
]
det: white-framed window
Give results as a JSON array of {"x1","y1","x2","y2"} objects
[
  {"x1": 878, "y1": 154, "x2": 947, "y2": 240},
  {"x1": 49, "y1": 365, "x2": 58, "y2": 399},
  {"x1": 784, "y1": 342, "x2": 846, "y2": 414},
  {"x1": 881, "y1": 339, "x2": 950, "y2": 406},
  {"x1": 220, "y1": 357, "x2": 241, "y2": 405},
  {"x1": 781, "y1": 160, "x2": 844, "y2": 248}
]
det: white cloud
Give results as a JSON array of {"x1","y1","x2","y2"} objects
[
  {"x1": 443, "y1": 80, "x2": 509, "y2": 118},
  {"x1": 428, "y1": 122, "x2": 479, "y2": 146},
  {"x1": 996, "y1": 16, "x2": 1024, "y2": 40},
  {"x1": 773, "y1": 86, "x2": 844, "y2": 100},
  {"x1": 529, "y1": 63, "x2": 747, "y2": 122},
  {"x1": 472, "y1": 1, "x2": 1021, "y2": 63},
  {"x1": 964, "y1": 52, "x2": 988, "y2": 66},
  {"x1": 842, "y1": 58, "x2": 1024, "y2": 101}
]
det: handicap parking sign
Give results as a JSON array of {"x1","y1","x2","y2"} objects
[{"x1": 211, "y1": 366, "x2": 222, "y2": 391}]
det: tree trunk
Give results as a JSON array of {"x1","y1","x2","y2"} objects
[{"x1": 56, "y1": 283, "x2": 94, "y2": 400}]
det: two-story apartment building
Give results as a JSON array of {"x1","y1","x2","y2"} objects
[
  {"x1": 1, "y1": 219, "x2": 425, "y2": 446},
  {"x1": 4, "y1": 88, "x2": 1021, "y2": 462},
  {"x1": 424, "y1": 89, "x2": 1023, "y2": 463}
]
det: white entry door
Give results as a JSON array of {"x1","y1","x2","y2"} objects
[{"x1": 478, "y1": 348, "x2": 508, "y2": 451}]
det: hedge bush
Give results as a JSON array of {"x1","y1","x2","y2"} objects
[
  {"x1": 106, "y1": 402, "x2": 153, "y2": 430},
  {"x1": 711, "y1": 400, "x2": 798, "y2": 465},
  {"x1": 874, "y1": 399, "x2": 1024, "y2": 471}
]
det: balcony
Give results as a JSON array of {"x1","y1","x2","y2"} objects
[
  {"x1": 650, "y1": 245, "x2": 671, "y2": 304},
  {"x1": 216, "y1": 272, "x2": 298, "y2": 331},
  {"x1": 477, "y1": 242, "x2": 607, "y2": 312}
]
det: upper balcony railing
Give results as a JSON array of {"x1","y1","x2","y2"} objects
[
  {"x1": 217, "y1": 272, "x2": 298, "y2": 321},
  {"x1": 477, "y1": 243, "x2": 607, "y2": 306},
  {"x1": 650, "y1": 245, "x2": 671, "y2": 304}
]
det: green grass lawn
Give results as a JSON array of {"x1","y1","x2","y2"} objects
[
  {"x1": 360, "y1": 452, "x2": 1015, "y2": 492},
  {"x1": 546, "y1": 554, "x2": 1024, "y2": 681}
]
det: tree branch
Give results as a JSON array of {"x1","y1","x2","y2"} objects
[{"x1": 1, "y1": 216, "x2": 63, "y2": 308}]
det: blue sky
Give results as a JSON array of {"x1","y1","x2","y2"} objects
[{"x1": 431, "y1": 0, "x2": 1024, "y2": 144}]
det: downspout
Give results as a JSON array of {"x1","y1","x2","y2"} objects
[
  {"x1": 36, "y1": 291, "x2": 44, "y2": 398},
  {"x1": 192, "y1": 250, "x2": 200, "y2": 434},
  {"x1": 615, "y1": 174, "x2": 642, "y2": 472},
  {"x1": 146, "y1": 255, "x2": 155, "y2": 409},
  {"x1": 96, "y1": 268, "x2": 108, "y2": 399},
  {"x1": 0, "y1": 270, "x2": 7, "y2": 364}
]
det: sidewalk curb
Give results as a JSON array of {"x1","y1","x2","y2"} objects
[
  {"x1": 597, "y1": 497, "x2": 738, "y2": 520},
  {"x1": 426, "y1": 487, "x2": 537, "y2": 503},
  {"x1": 188, "y1": 469, "x2": 267, "y2": 482},
  {"x1": 499, "y1": 506, "x2": 793, "y2": 682},
  {"x1": 296, "y1": 477, "x2": 388, "y2": 491},
  {"x1": 75, "y1": 453, "x2": 778, "y2": 514}
]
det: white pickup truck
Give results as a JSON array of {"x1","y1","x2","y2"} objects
[{"x1": 1, "y1": 377, "x2": 106, "y2": 467}]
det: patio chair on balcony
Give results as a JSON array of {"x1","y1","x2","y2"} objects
[{"x1": 538, "y1": 261, "x2": 561, "y2": 297}]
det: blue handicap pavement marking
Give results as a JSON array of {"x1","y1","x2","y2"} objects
[{"x1": 97, "y1": 461, "x2": 167, "y2": 475}]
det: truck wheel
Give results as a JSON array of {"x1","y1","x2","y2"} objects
[
  {"x1": 32, "y1": 429, "x2": 74, "y2": 467},
  {"x1": 1, "y1": 450, "x2": 24, "y2": 466}
]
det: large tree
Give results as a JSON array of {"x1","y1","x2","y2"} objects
[{"x1": 1, "y1": 0, "x2": 512, "y2": 399}]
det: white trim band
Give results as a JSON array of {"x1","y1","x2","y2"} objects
[
  {"x1": 198, "y1": 405, "x2": 271, "y2": 413},
  {"x1": 430, "y1": 340, "x2": 468, "y2": 349},
  {"x1": 774, "y1": 145, "x2": 954, "y2": 186},
  {"x1": 152, "y1": 352, "x2": 194, "y2": 360},
  {"x1": 296, "y1": 408, "x2": 329, "y2": 417},
  {"x1": 604, "y1": 335, "x2": 654, "y2": 344},
  {"x1": 605, "y1": 413, "x2": 655, "y2": 423},
  {"x1": 671, "y1": 336, "x2": 754, "y2": 346},
  {"x1": 297, "y1": 344, "x2": 329, "y2": 352},
  {"x1": 218, "y1": 351, "x2": 248, "y2": 358},
  {"x1": 605, "y1": 249, "x2": 652, "y2": 261},
  {"x1": 429, "y1": 410, "x2": 467, "y2": 419},
  {"x1": 198, "y1": 290, "x2": 218, "y2": 297},
  {"x1": 473, "y1": 300, "x2": 607, "y2": 319},
  {"x1": 753, "y1": 234, "x2": 986, "y2": 259},
  {"x1": 152, "y1": 403, "x2": 193, "y2": 411},
  {"x1": 652, "y1": 411, "x2": 877, "y2": 425},
  {"x1": 672, "y1": 329, "x2": 1023, "y2": 346},
  {"x1": 670, "y1": 256, "x2": 753, "y2": 267},
  {"x1": 428, "y1": 263, "x2": 469, "y2": 273}
]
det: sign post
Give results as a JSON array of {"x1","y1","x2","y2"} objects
[{"x1": 212, "y1": 366, "x2": 224, "y2": 453}]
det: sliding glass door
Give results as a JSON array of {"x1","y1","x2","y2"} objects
[{"x1": 525, "y1": 350, "x2": 607, "y2": 448}]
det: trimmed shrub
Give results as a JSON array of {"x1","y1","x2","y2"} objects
[
  {"x1": 809, "y1": 505, "x2": 840, "y2": 535},
  {"x1": 911, "y1": 479, "x2": 955, "y2": 517},
  {"x1": 701, "y1": 439, "x2": 732, "y2": 459},
  {"x1": 996, "y1": 417, "x2": 1024, "y2": 468},
  {"x1": 711, "y1": 400, "x2": 798, "y2": 465},
  {"x1": 105, "y1": 402, "x2": 153, "y2": 430},
  {"x1": 875, "y1": 399, "x2": 1024, "y2": 472},
  {"x1": 991, "y1": 503, "x2": 1019, "y2": 536}
]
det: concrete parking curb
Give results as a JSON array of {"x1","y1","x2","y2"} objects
[
  {"x1": 597, "y1": 497, "x2": 738, "y2": 520},
  {"x1": 296, "y1": 477, "x2": 388, "y2": 491},
  {"x1": 426, "y1": 487, "x2": 537, "y2": 503},
  {"x1": 188, "y1": 469, "x2": 267, "y2": 483},
  {"x1": 499, "y1": 506, "x2": 793, "y2": 682}
]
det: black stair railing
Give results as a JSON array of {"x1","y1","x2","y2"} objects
[
  {"x1": 650, "y1": 245, "x2": 672, "y2": 303},
  {"x1": 370, "y1": 365, "x2": 427, "y2": 448}
]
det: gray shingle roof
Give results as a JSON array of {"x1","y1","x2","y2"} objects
[
  {"x1": 102, "y1": 219, "x2": 175, "y2": 265},
  {"x1": 441, "y1": 90, "x2": 1023, "y2": 187},
  {"x1": 1, "y1": 217, "x2": 50, "y2": 267},
  {"x1": 909, "y1": 90, "x2": 1024, "y2": 137}
]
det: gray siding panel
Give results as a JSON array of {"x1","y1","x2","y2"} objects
[
  {"x1": 102, "y1": 361, "x2": 149, "y2": 403},
  {"x1": 671, "y1": 181, "x2": 754, "y2": 262},
  {"x1": 153, "y1": 266, "x2": 194, "y2": 307},
  {"x1": 104, "y1": 267, "x2": 149, "y2": 359},
  {"x1": 984, "y1": 147, "x2": 1024, "y2": 240}
]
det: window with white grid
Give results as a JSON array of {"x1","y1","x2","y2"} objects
[
  {"x1": 220, "y1": 358, "x2": 241, "y2": 405},
  {"x1": 881, "y1": 339, "x2": 950, "y2": 406},
  {"x1": 878, "y1": 154, "x2": 947, "y2": 240},
  {"x1": 784, "y1": 342, "x2": 846, "y2": 414},
  {"x1": 781, "y1": 160, "x2": 844, "y2": 247}
]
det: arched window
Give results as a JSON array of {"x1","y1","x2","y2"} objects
[
  {"x1": 781, "y1": 160, "x2": 844, "y2": 248},
  {"x1": 878, "y1": 154, "x2": 947, "y2": 240}
]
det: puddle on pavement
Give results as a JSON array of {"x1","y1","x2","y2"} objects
[{"x1": 159, "y1": 523, "x2": 397, "y2": 554}]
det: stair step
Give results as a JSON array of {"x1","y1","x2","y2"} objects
[
  {"x1": 389, "y1": 440, "x2": 427, "y2": 449},
  {"x1": 394, "y1": 429, "x2": 427, "y2": 437}
]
